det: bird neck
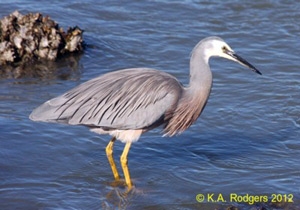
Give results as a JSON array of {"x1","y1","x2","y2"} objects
[
  {"x1": 188, "y1": 47, "x2": 213, "y2": 93},
  {"x1": 163, "y1": 48, "x2": 213, "y2": 136}
]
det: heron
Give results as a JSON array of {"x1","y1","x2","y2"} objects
[{"x1": 29, "y1": 36, "x2": 261, "y2": 189}]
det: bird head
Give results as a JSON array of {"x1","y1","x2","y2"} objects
[{"x1": 202, "y1": 37, "x2": 262, "y2": 75}]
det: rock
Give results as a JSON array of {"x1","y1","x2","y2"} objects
[{"x1": 0, "y1": 10, "x2": 84, "y2": 66}]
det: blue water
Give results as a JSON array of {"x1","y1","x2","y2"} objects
[{"x1": 1, "y1": 1, "x2": 300, "y2": 209}]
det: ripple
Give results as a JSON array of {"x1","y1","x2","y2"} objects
[{"x1": 1, "y1": 0, "x2": 300, "y2": 209}]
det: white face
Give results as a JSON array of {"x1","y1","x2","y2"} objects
[
  {"x1": 194, "y1": 37, "x2": 261, "y2": 74},
  {"x1": 204, "y1": 39, "x2": 261, "y2": 75},
  {"x1": 208, "y1": 39, "x2": 235, "y2": 61}
]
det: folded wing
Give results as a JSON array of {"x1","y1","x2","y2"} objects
[{"x1": 30, "y1": 68, "x2": 183, "y2": 130}]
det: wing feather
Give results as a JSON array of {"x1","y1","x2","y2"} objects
[{"x1": 30, "y1": 68, "x2": 183, "y2": 130}]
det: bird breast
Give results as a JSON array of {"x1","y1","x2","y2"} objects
[{"x1": 164, "y1": 87, "x2": 210, "y2": 136}]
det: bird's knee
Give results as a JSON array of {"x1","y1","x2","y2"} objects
[
  {"x1": 105, "y1": 146, "x2": 112, "y2": 156},
  {"x1": 120, "y1": 155, "x2": 128, "y2": 166}
]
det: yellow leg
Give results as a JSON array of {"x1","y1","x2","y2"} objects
[
  {"x1": 120, "y1": 142, "x2": 133, "y2": 188},
  {"x1": 105, "y1": 137, "x2": 120, "y2": 180}
]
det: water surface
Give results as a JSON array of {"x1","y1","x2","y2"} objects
[{"x1": 1, "y1": 1, "x2": 299, "y2": 209}]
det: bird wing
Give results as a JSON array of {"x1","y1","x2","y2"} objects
[{"x1": 30, "y1": 68, "x2": 183, "y2": 130}]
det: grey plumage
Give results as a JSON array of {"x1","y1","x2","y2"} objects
[
  {"x1": 30, "y1": 68, "x2": 183, "y2": 135},
  {"x1": 30, "y1": 36, "x2": 261, "y2": 142},
  {"x1": 30, "y1": 36, "x2": 261, "y2": 188}
]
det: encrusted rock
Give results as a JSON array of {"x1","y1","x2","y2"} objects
[{"x1": 0, "y1": 11, "x2": 84, "y2": 66}]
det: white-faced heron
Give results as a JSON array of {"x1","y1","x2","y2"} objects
[{"x1": 30, "y1": 36, "x2": 262, "y2": 188}]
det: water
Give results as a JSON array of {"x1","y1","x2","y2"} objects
[{"x1": 1, "y1": 0, "x2": 300, "y2": 209}]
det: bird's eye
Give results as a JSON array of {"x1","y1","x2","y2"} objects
[{"x1": 222, "y1": 46, "x2": 228, "y2": 52}]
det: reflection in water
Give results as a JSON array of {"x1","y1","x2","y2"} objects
[
  {"x1": 1, "y1": 0, "x2": 300, "y2": 209},
  {"x1": 103, "y1": 185, "x2": 143, "y2": 209},
  {"x1": 0, "y1": 53, "x2": 83, "y2": 79}
]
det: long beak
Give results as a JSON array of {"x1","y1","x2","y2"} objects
[{"x1": 226, "y1": 50, "x2": 262, "y2": 75}]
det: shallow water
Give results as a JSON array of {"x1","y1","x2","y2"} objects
[{"x1": 1, "y1": 0, "x2": 300, "y2": 209}]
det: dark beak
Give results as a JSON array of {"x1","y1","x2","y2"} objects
[{"x1": 226, "y1": 50, "x2": 262, "y2": 75}]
